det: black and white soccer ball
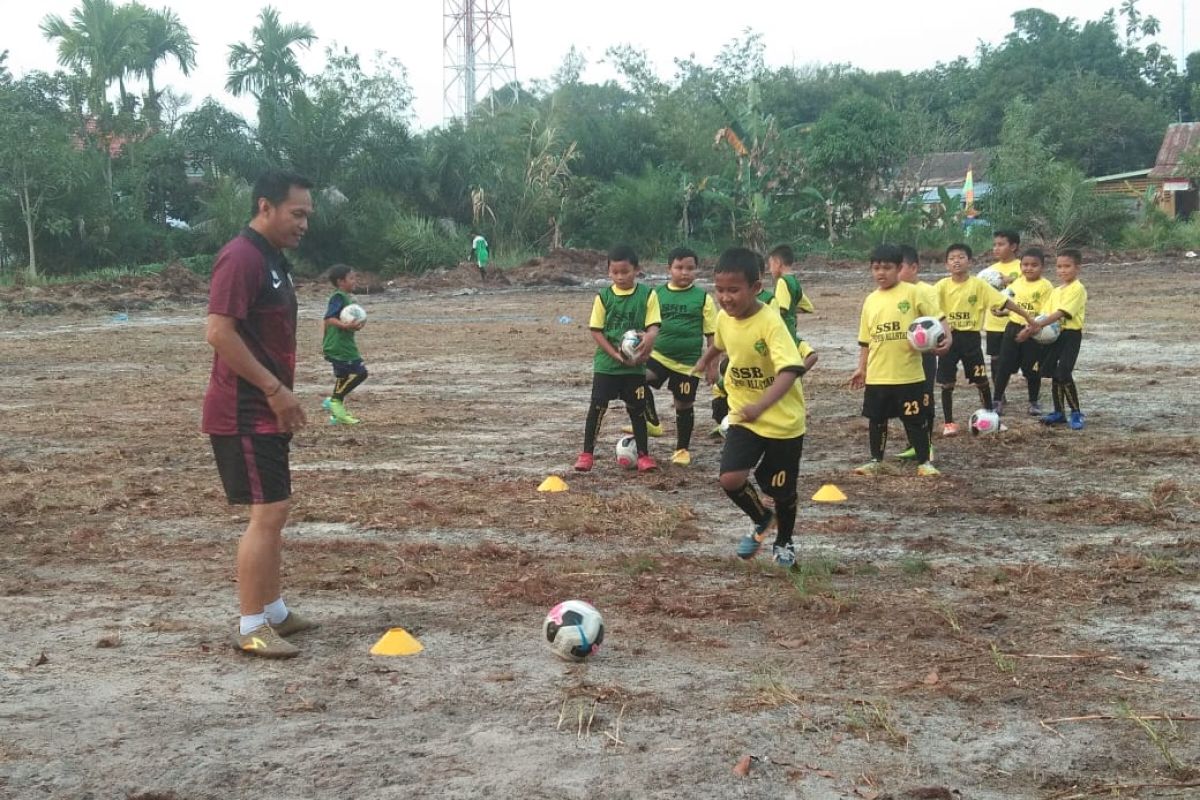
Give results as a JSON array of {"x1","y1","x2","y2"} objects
[
  {"x1": 619, "y1": 329, "x2": 642, "y2": 359},
  {"x1": 615, "y1": 435, "x2": 638, "y2": 468},
  {"x1": 339, "y1": 303, "x2": 367, "y2": 325},
  {"x1": 543, "y1": 600, "x2": 605, "y2": 662},
  {"x1": 976, "y1": 268, "x2": 1006, "y2": 291},
  {"x1": 907, "y1": 316, "x2": 946, "y2": 353},
  {"x1": 1031, "y1": 315, "x2": 1061, "y2": 345}
]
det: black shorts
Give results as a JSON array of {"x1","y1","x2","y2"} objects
[
  {"x1": 590, "y1": 372, "x2": 647, "y2": 412},
  {"x1": 329, "y1": 358, "x2": 367, "y2": 378},
  {"x1": 210, "y1": 434, "x2": 292, "y2": 505},
  {"x1": 719, "y1": 426, "x2": 804, "y2": 498},
  {"x1": 937, "y1": 331, "x2": 988, "y2": 385},
  {"x1": 986, "y1": 330, "x2": 1005, "y2": 357},
  {"x1": 862, "y1": 382, "x2": 926, "y2": 421},
  {"x1": 645, "y1": 358, "x2": 701, "y2": 405},
  {"x1": 1043, "y1": 329, "x2": 1083, "y2": 382}
]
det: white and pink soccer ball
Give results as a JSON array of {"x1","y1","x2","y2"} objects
[
  {"x1": 970, "y1": 408, "x2": 1002, "y2": 435},
  {"x1": 907, "y1": 316, "x2": 946, "y2": 353},
  {"x1": 543, "y1": 600, "x2": 605, "y2": 662}
]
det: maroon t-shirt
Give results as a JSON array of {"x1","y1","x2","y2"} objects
[{"x1": 201, "y1": 228, "x2": 298, "y2": 435}]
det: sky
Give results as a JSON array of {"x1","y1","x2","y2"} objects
[{"x1": 2, "y1": 0, "x2": 1197, "y2": 130}]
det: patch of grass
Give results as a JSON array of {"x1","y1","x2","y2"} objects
[
  {"x1": 900, "y1": 556, "x2": 932, "y2": 576},
  {"x1": 619, "y1": 555, "x2": 659, "y2": 576},
  {"x1": 989, "y1": 643, "x2": 1016, "y2": 674},
  {"x1": 932, "y1": 599, "x2": 962, "y2": 633},
  {"x1": 845, "y1": 698, "x2": 908, "y2": 746},
  {"x1": 1145, "y1": 554, "x2": 1184, "y2": 575},
  {"x1": 1119, "y1": 702, "x2": 1194, "y2": 778},
  {"x1": 787, "y1": 558, "x2": 835, "y2": 597}
]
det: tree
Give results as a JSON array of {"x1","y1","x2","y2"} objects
[
  {"x1": 41, "y1": 0, "x2": 142, "y2": 116},
  {"x1": 130, "y1": 4, "x2": 196, "y2": 120},
  {"x1": 804, "y1": 94, "x2": 902, "y2": 226}
]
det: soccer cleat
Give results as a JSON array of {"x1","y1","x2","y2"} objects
[
  {"x1": 636, "y1": 454, "x2": 658, "y2": 472},
  {"x1": 573, "y1": 452, "x2": 594, "y2": 472},
  {"x1": 942, "y1": 422, "x2": 960, "y2": 437},
  {"x1": 670, "y1": 449, "x2": 691, "y2": 466},
  {"x1": 1041, "y1": 411, "x2": 1067, "y2": 425},
  {"x1": 896, "y1": 447, "x2": 917, "y2": 460},
  {"x1": 272, "y1": 611, "x2": 320, "y2": 638},
  {"x1": 236, "y1": 624, "x2": 299, "y2": 659},
  {"x1": 854, "y1": 460, "x2": 882, "y2": 476},
  {"x1": 1028, "y1": 403, "x2": 1044, "y2": 417},
  {"x1": 736, "y1": 510, "x2": 776, "y2": 560},
  {"x1": 1069, "y1": 411, "x2": 1085, "y2": 430},
  {"x1": 321, "y1": 397, "x2": 332, "y2": 412},
  {"x1": 993, "y1": 399, "x2": 1006, "y2": 416},
  {"x1": 772, "y1": 544, "x2": 797, "y2": 569},
  {"x1": 328, "y1": 399, "x2": 360, "y2": 425},
  {"x1": 621, "y1": 422, "x2": 664, "y2": 437},
  {"x1": 917, "y1": 462, "x2": 942, "y2": 477}
]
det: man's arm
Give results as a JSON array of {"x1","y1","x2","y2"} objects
[{"x1": 206, "y1": 314, "x2": 306, "y2": 432}]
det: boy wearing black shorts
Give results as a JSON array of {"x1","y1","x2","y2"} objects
[
  {"x1": 1024, "y1": 249, "x2": 1089, "y2": 430},
  {"x1": 693, "y1": 247, "x2": 813, "y2": 567}
]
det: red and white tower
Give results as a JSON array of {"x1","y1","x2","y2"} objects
[{"x1": 443, "y1": 0, "x2": 518, "y2": 122}]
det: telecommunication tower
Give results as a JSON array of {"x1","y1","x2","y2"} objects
[{"x1": 443, "y1": 1, "x2": 518, "y2": 122}]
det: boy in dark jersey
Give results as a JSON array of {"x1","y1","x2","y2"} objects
[
  {"x1": 321, "y1": 265, "x2": 368, "y2": 425},
  {"x1": 693, "y1": 248, "x2": 813, "y2": 567},
  {"x1": 574, "y1": 244, "x2": 661, "y2": 473},
  {"x1": 623, "y1": 247, "x2": 717, "y2": 466},
  {"x1": 766, "y1": 243, "x2": 815, "y2": 342}
]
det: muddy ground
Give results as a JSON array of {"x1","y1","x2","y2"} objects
[{"x1": 1, "y1": 254, "x2": 1198, "y2": 800}]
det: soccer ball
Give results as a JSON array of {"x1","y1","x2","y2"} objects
[
  {"x1": 615, "y1": 435, "x2": 638, "y2": 468},
  {"x1": 970, "y1": 408, "x2": 1002, "y2": 435},
  {"x1": 619, "y1": 329, "x2": 642, "y2": 359},
  {"x1": 1032, "y1": 315, "x2": 1060, "y2": 345},
  {"x1": 907, "y1": 316, "x2": 946, "y2": 352},
  {"x1": 719, "y1": 414, "x2": 731, "y2": 435},
  {"x1": 977, "y1": 267, "x2": 1007, "y2": 290},
  {"x1": 340, "y1": 303, "x2": 367, "y2": 325},
  {"x1": 543, "y1": 600, "x2": 604, "y2": 662}
]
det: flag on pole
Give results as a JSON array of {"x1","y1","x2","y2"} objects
[{"x1": 963, "y1": 167, "x2": 975, "y2": 216}]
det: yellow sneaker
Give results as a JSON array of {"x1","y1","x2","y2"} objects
[
  {"x1": 273, "y1": 611, "x2": 320, "y2": 638},
  {"x1": 671, "y1": 448, "x2": 691, "y2": 466},
  {"x1": 853, "y1": 460, "x2": 882, "y2": 476},
  {"x1": 236, "y1": 623, "x2": 299, "y2": 659},
  {"x1": 621, "y1": 421, "x2": 663, "y2": 437},
  {"x1": 329, "y1": 399, "x2": 360, "y2": 425},
  {"x1": 917, "y1": 462, "x2": 942, "y2": 477}
]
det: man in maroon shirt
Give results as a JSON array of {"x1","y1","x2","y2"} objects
[{"x1": 203, "y1": 171, "x2": 314, "y2": 658}]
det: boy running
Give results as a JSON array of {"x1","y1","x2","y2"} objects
[
  {"x1": 321, "y1": 265, "x2": 368, "y2": 425},
  {"x1": 574, "y1": 244, "x2": 661, "y2": 472},
  {"x1": 693, "y1": 247, "x2": 812, "y2": 567}
]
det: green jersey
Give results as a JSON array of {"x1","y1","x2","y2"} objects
[
  {"x1": 777, "y1": 273, "x2": 803, "y2": 340},
  {"x1": 652, "y1": 283, "x2": 713, "y2": 368},
  {"x1": 590, "y1": 283, "x2": 655, "y2": 375},
  {"x1": 322, "y1": 289, "x2": 361, "y2": 362}
]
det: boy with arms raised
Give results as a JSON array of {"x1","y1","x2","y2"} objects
[
  {"x1": 984, "y1": 230, "x2": 1023, "y2": 408},
  {"x1": 850, "y1": 244, "x2": 945, "y2": 476},
  {"x1": 934, "y1": 243, "x2": 1033, "y2": 435},
  {"x1": 574, "y1": 244, "x2": 661, "y2": 472},
  {"x1": 693, "y1": 248, "x2": 813, "y2": 567},
  {"x1": 993, "y1": 247, "x2": 1053, "y2": 415},
  {"x1": 624, "y1": 247, "x2": 717, "y2": 466},
  {"x1": 1022, "y1": 249, "x2": 1088, "y2": 430}
]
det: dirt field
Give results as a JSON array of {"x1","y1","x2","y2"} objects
[{"x1": 1, "y1": 255, "x2": 1198, "y2": 800}]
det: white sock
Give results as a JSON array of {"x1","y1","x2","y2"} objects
[
  {"x1": 263, "y1": 597, "x2": 289, "y2": 625},
  {"x1": 240, "y1": 612, "x2": 268, "y2": 635}
]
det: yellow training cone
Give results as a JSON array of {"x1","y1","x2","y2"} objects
[
  {"x1": 537, "y1": 475, "x2": 569, "y2": 492},
  {"x1": 812, "y1": 484, "x2": 847, "y2": 503},
  {"x1": 370, "y1": 628, "x2": 424, "y2": 656}
]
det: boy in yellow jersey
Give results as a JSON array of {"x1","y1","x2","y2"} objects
[
  {"x1": 934, "y1": 243, "x2": 1033, "y2": 435},
  {"x1": 623, "y1": 247, "x2": 717, "y2": 465},
  {"x1": 1022, "y1": 249, "x2": 1088, "y2": 430},
  {"x1": 850, "y1": 244, "x2": 947, "y2": 476},
  {"x1": 993, "y1": 247, "x2": 1054, "y2": 416},
  {"x1": 767, "y1": 244, "x2": 815, "y2": 342},
  {"x1": 895, "y1": 246, "x2": 946, "y2": 459},
  {"x1": 693, "y1": 248, "x2": 813, "y2": 567},
  {"x1": 574, "y1": 244, "x2": 661, "y2": 472},
  {"x1": 984, "y1": 230, "x2": 1023, "y2": 410}
]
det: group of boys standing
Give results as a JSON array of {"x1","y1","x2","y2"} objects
[{"x1": 575, "y1": 234, "x2": 1089, "y2": 567}]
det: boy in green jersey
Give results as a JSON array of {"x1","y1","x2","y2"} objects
[
  {"x1": 321, "y1": 265, "x2": 368, "y2": 425},
  {"x1": 766, "y1": 243, "x2": 815, "y2": 341},
  {"x1": 574, "y1": 244, "x2": 661, "y2": 472}
]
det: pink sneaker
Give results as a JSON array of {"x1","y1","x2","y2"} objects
[
  {"x1": 636, "y1": 454, "x2": 658, "y2": 472},
  {"x1": 573, "y1": 452, "x2": 594, "y2": 472}
]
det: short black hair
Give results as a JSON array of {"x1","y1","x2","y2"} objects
[
  {"x1": 714, "y1": 247, "x2": 762, "y2": 284},
  {"x1": 869, "y1": 244, "x2": 903, "y2": 265},
  {"x1": 607, "y1": 243, "x2": 639, "y2": 267},
  {"x1": 767, "y1": 244, "x2": 795, "y2": 265},
  {"x1": 251, "y1": 170, "x2": 313, "y2": 218},
  {"x1": 899, "y1": 245, "x2": 919, "y2": 265},
  {"x1": 1057, "y1": 248, "x2": 1083, "y2": 266},
  {"x1": 946, "y1": 243, "x2": 973, "y2": 260},
  {"x1": 666, "y1": 246, "x2": 699, "y2": 265},
  {"x1": 994, "y1": 229, "x2": 1020, "y2": 247},
  {"x1": 328, "y1": 264, "x2": 353, "y2": 286},
  {"x1": 1020, "y1": 246, "x2": 1045, "y2": 263}
]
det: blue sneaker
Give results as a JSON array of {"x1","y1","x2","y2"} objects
[
  {"x1": 736, "y1": 509, "x2": 776, "y2": 560},
  {"x1": 322, "y1": 397, "x2": 332, "y2": 412},
  {"x1": 772, "y1": 544, "x2": 796, "y2": 569},
  {"x1": 1068, "y1": 411, "x2": 1085, "y2": 430},
  {"x1": 1041, "y1": 411, "x2": 1067, "y2": 425}
]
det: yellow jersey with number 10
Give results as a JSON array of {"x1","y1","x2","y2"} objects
[{"x1": 714, "y1": 304, "x2": 807, "y2": 439}]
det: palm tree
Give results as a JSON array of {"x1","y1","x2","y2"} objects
[
  {"x1": 41, "y1": 0, "x2": 141, "y2": 116},
  {"x1": 225, "y1": 7, "x2": 316, "y2": 104},
  {"x1": 131, "y1": 4, "x2": 196, "y2": 119}
]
